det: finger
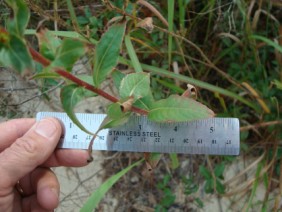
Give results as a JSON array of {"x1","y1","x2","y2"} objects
[
  {"x1": 19, "y1": 167, "x2": 59, "y2": 202},
  {"x1": 34, "y1": 167, "x2": 59, "y2": 210},
  {"x1": 22, "y1": 194, "x2": 55, "y2": 212},
  {"x1": 0, "y1": 118, "x2": 35, "y2": 151},
  {"x1": 0, "y1": 118, "x2": 62, "y2": 189},
  {"x1": 43, "y1": 149, "x2": 90, "y2": 167}
]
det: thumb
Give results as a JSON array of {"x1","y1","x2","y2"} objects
[{"x1": 0, "y1": 118, "x2": 62, "y2": 189}]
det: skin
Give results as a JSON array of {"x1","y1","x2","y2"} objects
[{"x1": 0, "y1": 118, "x2": 90, "y2": 211}]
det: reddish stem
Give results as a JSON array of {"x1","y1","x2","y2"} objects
[
  {"x1": 29, "y1": 47, "x2": 51, "y2": 66},
  {"x1": 28, "y1": 47, "x2": 148, "y2": 115},
  {"x1": 56, "y1": 69, "x2": 148, "y2": 115}
]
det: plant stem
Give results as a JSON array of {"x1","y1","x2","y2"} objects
[
  {"x1": 29, "y1": 47, "x2": 51, "y2": 66},
  {"x1": 28, "y1": 47, "x2": 149, "y2": 115}
]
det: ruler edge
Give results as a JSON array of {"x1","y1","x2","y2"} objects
[{"x1": 36, "y1": 112, "x2": 240, "y2": 155}]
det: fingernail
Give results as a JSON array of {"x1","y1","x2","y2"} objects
[{"x1": 35, "y1": 119, "x2": 57, "y2": 138}]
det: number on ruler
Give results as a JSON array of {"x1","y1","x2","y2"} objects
[
  {"x1": 210, "y1": 127, "x2": 214, "y2": 133},
  {"x1": 226, "y1": 140, "x2": 231, "y2": 144},
  {"x1": 183, "y1": 138, "x2": 189, "y2": 143}
]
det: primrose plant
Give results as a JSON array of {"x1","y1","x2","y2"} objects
[{"x1": 0, "y1": 0, "x2": 214, "y2": 210}]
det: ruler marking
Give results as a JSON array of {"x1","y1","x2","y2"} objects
[{"x1": 36, "y1": 112, "x2": 240, "y2": 155}]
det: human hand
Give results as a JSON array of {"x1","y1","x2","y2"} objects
[{"x1": 0, "y1": 118, "x2": 90, "y2": 211}]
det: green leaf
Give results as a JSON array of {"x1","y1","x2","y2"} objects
[
  {"x1": 273, "y1": 80, "x2": 282, "y2": 90},
  {"x1": 99, "y1": 103, "x2": 131, "y2": 130},
  {"x1": 111, "y1": 70, "x2": 125, "y2": 90},
  {"x1": 250, "y1": 35, "x2": 282, "y2": 53},
  {"x1": 93, "y1": 22, "x2": 126, "y2": 87},
  {"x1": 36, "y1": 27, "x2": 62, "y2": 61},
  {"x1": 204, "y1": 179, "x2": 213, "y2": 193},
  {"x1": 66, "y1": 0, "x2": 80, "y2": 31},
  {"x1": 195, "y1": 197, "x2": 204, "y2": 208},
  {"x1": 60, "y1": 84, "x2": 96, "y2": 134},
  {"x1": 124, "y1": 35, "x2": 143, "y2": 73},
  {"x1": 133, "y1": 95, "x2": 154, "y2": 111},
  {"x1": 216, "y1": 180, "x2": 225, "y2": 194},
  {"x1": 214, "y1": 163, "x2": 225, "y2": 178},
  {"x1": 0, "y1": 34, "x2": 33, "y2": 73},
  {"x1": 119, "y1": 72, "x2": 151, "y2": 100},
  {"x1": 5, "y1": 0, "x2": 30, "y2": 36},
  {"x1": 199, "y1": 165, "x2": 211, "y2": 179},
  {"x1": 118, "y1": 57, "x2": 260, "y2": 112},
  {"x1": 32, "y1": 72, "x2": 60, "y2": 79},
  {"x1": 169, "y1": 153, "x2": 179, "y2": 169},
  {"x1": 48, "y1": 39, "x2": 85, "y2": 71},
  {"x1": 148, "y1": 95, "x2": 214, "y2": 122},
  {"x1": 81, "y1": 159, "x2": 143, "y2": 212},
  {"x1": 78, "y1": 75, "x2": 95, "y2": 85}
]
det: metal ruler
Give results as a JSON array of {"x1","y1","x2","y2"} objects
[{"x1": 36, "y1": 112, "x2": 240, "y2": 155}]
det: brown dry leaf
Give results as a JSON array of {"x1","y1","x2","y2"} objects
[
  {"x1": 120, "y1": 96, "x2": 134, "y2": 112},
  {"x1": 142, "y1": 152, "x2": 162, "y2": 176},
  {"x1": 137, "y1": 17, "x2": 154, "y2": 33},
  {"x1": 137, "y1": 0, "x2": 168, "y2": 27},
  {"x1": 181, "y1": 84, "x2": 197, "y2": 99}
]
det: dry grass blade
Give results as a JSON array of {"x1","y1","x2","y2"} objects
[
  {"x1": 137, "y1": 0, "x2": 168, "y2": 27},
  {"x1": 240, "y1": 121, "x2": 282, "y2": 131},
  {"x1": 224, "y1": 153, "x2": 265, "y2": 187},
  {"x1": 242, "y1": 82, "x2": 270, "y2": 113}
]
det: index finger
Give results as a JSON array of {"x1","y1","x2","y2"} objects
[{"x1": 0, "y1": 118, "x2": 35, "y2": 151}]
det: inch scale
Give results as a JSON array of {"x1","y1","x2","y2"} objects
[{"x1": 36, "y1": 112, "x2": 240, "y2": 155}]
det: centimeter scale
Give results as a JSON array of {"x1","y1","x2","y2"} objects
[{"x1": 36, "y1": 112, "x2": 240, "y2": 155}]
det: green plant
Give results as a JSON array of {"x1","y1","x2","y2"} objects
[
  {"x1": 182, "y1": 176, "x2": 204, "y2": 208},
  {"x1": 0, "y1": 0, "x2": 215, "y2": 210},
  {"x1": 155, "y1": 174, "x2": 176, "y2": 211},
  {"x1": 199, "y1": 162, "x2": 225, "y2": 194},
  {"x1": 1, "y1": 0, "x2": 282, "y2": 211}
]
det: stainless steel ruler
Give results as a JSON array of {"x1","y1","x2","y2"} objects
[{"x1": 36, "y1": 112, "x2": 240, "y2": 155}]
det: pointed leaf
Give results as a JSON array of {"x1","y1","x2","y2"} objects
[
  {"x1": 214, "y1": 163, "x2": 225, "y2": 178},
  {"x1": 32, "y1": 72, "x2": 60, "y2": 79},
  {"x1": 119, "y1": 72, "x2": 151, "y2": 100},
  {"x1": 93, "y1": 22, "x2": 126, "y2": 87},
  {"x1": 0, "y1": 34, "x2": 33, "y2": 73},
  {"x1": 5, "y1": 0, "x2": 30, "y2": 36},
  {"x1": 60, "y1": 84, "x2": 96, "y2": 134},
  {"x1": 216, "y1": 180, "x2": 225, "y2": 194},
  {"x1": 133, "y1": 94, "x2": 154, "y2": 111},
  {"x1": 99, "y1": 103, "x2": 131, "y2": 130},
  {"x1": 148, "y1": 95, "x2": 214, "y2": 122},
  {"x1": 81, "y1": 159, "x2": 143, "y2": 211},
  {"x1": 124, "y1": 35, "x2": 143, "y2": 73},
  {"x1": 36, "y1": 27, "x2": 62, "y2": 61},
  {"x1": 111, "y1": 70, "x2": 125, "y2": 90},
  {"x1": 199, "y1": 165, "x2": 212, "y2": 179},
  {"x1": 48, "y1": 39, "x2": 85, "y2": 71}
]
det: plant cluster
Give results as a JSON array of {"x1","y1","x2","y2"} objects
[{"x1": 0, "y1": 0, "x2": 281, "y2": 211}]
